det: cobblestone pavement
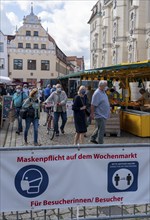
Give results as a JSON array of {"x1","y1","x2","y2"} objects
[
  {"x1": 0, "y1": 112, "x2": 150, "y2": 219},
  {"x1": 2, "y1": 111, "x2": 150, "y2": 147}
]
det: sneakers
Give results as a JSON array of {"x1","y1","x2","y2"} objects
[
  {"x1": 60, "y1": 128, "x2": 65, "y2": 134},
  {"x1": 16, "y1": 130, "x2": 20, "y2": 135},
  {"x1": 90, "y1": 140, "x2": 98, "y2": 144},
  {"x1": 34, "y1": 142, "x2": 41, "y2": 146}
]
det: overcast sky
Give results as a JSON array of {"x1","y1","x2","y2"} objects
[{"x1": 1, "y1": 0, "x2": 97, "y2": 69}]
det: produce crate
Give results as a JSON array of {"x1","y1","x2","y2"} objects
[{"x1": 105, "y1": 113, "x2": 120, "y2": 136}]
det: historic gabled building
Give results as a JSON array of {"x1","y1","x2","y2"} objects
[
  {"x1": 66, "y1": 56, "x2": 85, "y2": 73},
  {"x1": 7, "y1": 6, "x2": 70, "y2": 87},
  {"x1": 88, "y1": 0, "x2": 150, "y2": 68},
  {"x1": 0, "y1": 30, "x2": 8, "y2": 77}
]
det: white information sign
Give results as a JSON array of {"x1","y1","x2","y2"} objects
[{"x1": 0, "y1": 146, "x2": 150, "y2": 212}]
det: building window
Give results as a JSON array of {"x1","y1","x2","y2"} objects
[
  {"x1": 26, "y1": 43, "x2": 31, "y2": 48},
  {"x1": 41, "y1": 60, "x2": 50, "y2": 70},
  {"x1": 34, "y1": 44, "x2": 38, "y2": 49},
  {"x1": 14, "y1": 59, "x2": 23, "y2": 70},
  {"x1": 0, "y1": 58, "x2": 4, "y2": 69},
  {"x1": 34, "y1": 31, "x2": 38, "y2": 36},
  {"x1": 0, "y1": 42, "x2": 4, "y2": 52},
  {"x1": 18, "y1": 43, "x2": 23, "y2": 48},
  {"x1": 27, "y1": 59, "x2": 36, "y2": 70},
  {"x1": 41, "y1": 44, "x2": 46, "y2": 49},
  {"x1": 26, "y1": 31, "x2": 31, "y2": 36}
]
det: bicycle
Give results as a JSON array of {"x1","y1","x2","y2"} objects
[{"x1": 45, "y1": 103, "x2": 55, "y2": 140}]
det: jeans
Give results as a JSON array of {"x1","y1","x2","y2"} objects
[
  {"x1": 16, "y1": 107, "x2": 23, "y2": 131},
  {"x1": 54, "y1": 111, "x2": 67, "y2": 134},
  {"x1": 91, "y1": 118, "x2": 106, "y2": 144},
  {"x1": 24, "y1": 117, "x2": 39, "y2": 143}
]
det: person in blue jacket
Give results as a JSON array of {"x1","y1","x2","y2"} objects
[{"x1": 11, "y1": 85, "x2": 27, "y2": 134}]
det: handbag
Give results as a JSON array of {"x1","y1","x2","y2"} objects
[
  {"x1": 19, "y1": 108, "x2": 28, "y2": 119},
  {"x1": 80, "y1": 97, "x2": 90, "y2": 117},
  {"x1": 85, "y1": 108, "x2": 90, "y2": 117},
  {"x1": 26, "y1": 107, "x2": 35, "y2": 118}
]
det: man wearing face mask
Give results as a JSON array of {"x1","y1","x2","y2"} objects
[
  {"x1": 90, "y1": 80, "x2": 110, "y2": 144},
  {"x1": 11, "y1": 85, "x2": 27, "y2": 134},
  {"x1": 44, "y1": 84, "x2": 68, "y2": 136}
]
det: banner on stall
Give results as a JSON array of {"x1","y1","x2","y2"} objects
[{"x1": 0, "y1": 146, "x2": 150, "y2": 212}]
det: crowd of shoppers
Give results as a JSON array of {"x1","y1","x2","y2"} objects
[{"x1": 1, "y1": 80, "x2": 114, "y2": 146}]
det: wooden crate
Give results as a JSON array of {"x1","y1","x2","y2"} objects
[{"x1": 105, "y1": 113, "x2": 121, "y2": 136}]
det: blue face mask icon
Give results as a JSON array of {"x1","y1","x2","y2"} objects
[
  {"x1": 21, "y1": 168, "x2": 42, "y2": 194},
  {"x1": 15, "y1": 165, "x2": 49, "y2": 198}
]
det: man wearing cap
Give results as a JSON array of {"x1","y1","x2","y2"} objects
[{"x1": 12, "y1": 85, "x2": 27, "y2": 134}]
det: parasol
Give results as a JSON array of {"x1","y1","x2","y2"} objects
[{"x1": 0, "y1": 76, "x2": 12, "y2": 84}]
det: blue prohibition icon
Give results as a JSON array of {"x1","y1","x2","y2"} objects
[
  {"x1": 15, "y1": 165, "x2": 49, "y2": 198},
  {"x1": 107, "y1": 161, "x2": 139, "y2": 193}
]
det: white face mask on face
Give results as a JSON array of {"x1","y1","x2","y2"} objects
[
  {"x1": 57, "y1": 88, "x2": 61, "y2": 93},
  {"x1": 16, "y1": 89, "x2": 21, "y2": 93},
  {"x1": 104, "y1": 86, "x2": 108, "y2": 91}
]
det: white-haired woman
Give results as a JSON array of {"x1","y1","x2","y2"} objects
[{"x1": 72, "y1": 85, "x2": 89, "y2": 145}]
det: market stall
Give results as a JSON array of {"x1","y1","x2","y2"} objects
[
  {"x1": 83, "y1": 61, "x2": 150, "y2": 137},
  {"x1": 59, "y1": 60, "x2": 150, "y2": 137}
]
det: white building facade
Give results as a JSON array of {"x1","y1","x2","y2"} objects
[
  {"x1": 0, "y1": 31, "x2": 8, "y2": 77},
  {"x1": 88, "y1": 0, "x2": 150, "y2": 68}
]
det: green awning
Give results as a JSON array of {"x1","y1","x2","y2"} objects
[
  {"x1": 58, "y1": 60, "x2": 150, "y2": 80},
  {"x1": 58, "y1": 71, "x2": 84, "y2": 79}
]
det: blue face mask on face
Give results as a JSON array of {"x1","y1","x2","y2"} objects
[{"x1": 81, "y1": 90, "x2": 86, "y2": 95}]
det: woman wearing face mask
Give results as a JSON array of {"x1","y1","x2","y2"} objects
[
  {"x1": 44, "y1": 84, "x2": 68, "y2": 136},
  {"x1": 72, "y1": 85, "x2": 89, "y2": 145},
  {"x1": 11, "y1": 85, "x2": 27, "y2": 134},
  {"x1": 22, "y1": 88, "x2": 41, "y2": 146}
]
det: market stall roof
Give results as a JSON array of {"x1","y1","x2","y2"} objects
[
  {"x1": 58, "y1": 71, "x2": 84, "y2": 79},
  {"x1": 58, "y1": 60, "x2": 150, "y2": 80}
]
